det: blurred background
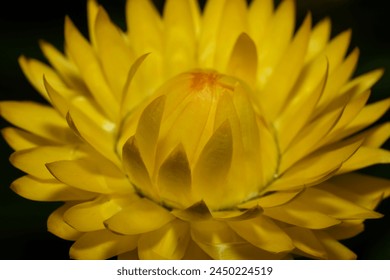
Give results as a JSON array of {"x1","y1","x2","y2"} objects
[{"x1": 0, "y1": 0, "x2": 389, "y2": 259}]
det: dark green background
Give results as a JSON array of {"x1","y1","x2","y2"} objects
[{"x1": 0, "y1": 0, "x2": 389, "y2": 259}]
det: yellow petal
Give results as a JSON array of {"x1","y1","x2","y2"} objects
[
  {"x1": 18, "y1": 56, "x2": 65, "y2": 102},
  {"x1": 259, "y1": 14, "x2": 311, "y2": 121},
  {"x1": 275, "y1": 58, "x2": 328, "y2": 152},
  {"x1": 126, "y1": 0, "x2": 162, "y2": 53},
  {"x1": 182, "y1": 240, "x2": 212, "y2": 260},
  {"x1": 157, "y1": 144, "x2": 194, "y2": 209},
  {"x1": 11, "y1": 175, "x2": 95, "y2": 202},
  {"x1": 271, "y1": 139, "x2": 361, "y2": 192},
  {"x1": 199, "y1": 0, "x2": 226, "y2": 67},
  {"x1": 138, "y1": 219, "x2": 190, "y2": 260},
  {"x1": 39, "y1": 40, "x2": 88, "y2": 93},
  {"x1": 238, "y1": 190, "x2": 302, "y2": 209},
  {"x1": 361, "y1": 122, "x2": 390, "y2": 148},
  {"x1": 118, "y1": 250, "x2": 139, "y2": 260},
  {"x1": 281, "y1": 102, "x2": 346, "y2": 171},
  {"x1": 47, "y1": 203, "x2": 83, "y2": 241},
  {"x1": 1, "y1": 127, "x2": 54, "y2": 151},
  {"x1": 122, "y1": 136, "x2": 157, "y2": 200},
  {"x1": 0, "y1": 101, "x2": 73, "y2": 143},
  {"x1": 87, "y1": 0, "x2": 99, "y2": 48},
  {"x1": 226, "y1": 33, "x2": 257, "y2": 86},
  {"x1": 256, "y1": 0, "x2": 295, "y2": 89},
  {"x1": 95, "y1": 7, "x2": 133, "y2": 99},
  {"x1": 193, "y1": 121, "x2": 233, "y2": 210},
  {"x1": 171, "y1": 201, "x2": 212, "y2": 222},
  {"x1": 228, "y1": 215, "x2": 294, "y2": 253},
  {"x1": 10, "y1": 145, "x2": 86, "y2": 179},
  {"x1": 264, "y1": 195, "x2": 340, "y2": 229},
  {"x1": 318, "y1": 29, "x2": 351, "y2": 74},
  {"x1": 295, "y1": 188, "x2": 382, "y2": 220},
  {"x1": 325, "y1": 220, "x2": 364, "y2": 240},
  {"x1": 318, "y1": 90, "x2": 370, "y2": 147},
  {"x1": 327, "y1": 173, "x2": 390, "y2": 209},
  {"x1": 314, "y1": 231, "x2": 356, "y2": 260},
  {"x1": 214, "y1": 0, "x2": 248, "y2": 71},
  {"x1": 191, "y1": 220, "x2": 288, "y2": 260},
  {"x1": 163, "y1": 0, "x2": 198, "y2": 77},
  {"x1": 135, "y1": 95, "x2": 166, "y2": 173},
  {"x1": 70, "y1": 230, "x2": 138, "y2": 260},
  {"x1": 121, "y1": 53, "x2": 150, "y2": 116},
  {"x1": 65, "y1": 16, "x2": 118, "y2": 120},
  {"x1": 338, "y1": 147, "x2": 390, "y2": 174},
  {"x1": 46, "y1": 157, "x2": 130, "y2": 194},
  {"x1": 336, "y1": 97, "x2": 390, "y2": 140},
  {"x1": 211, "y1": 207, "x2": 262, "y2": 221},
  {"x1": 317, "y1": 47, "x2": 360, "y2": 110},
  {"x1": 305, "y1": 17, "x2": 331, "y2": 62},
  {"x1": 248, "y1": 0, "x2": 273, "y2": 49},
  {"x1": 64, "y1": 196, "x2": 123, "y2": 232},
  {"x1": 285, "y1": 227, "x2": 327, "y2": 259},
  {"x1": 105, "y1": 198, "x2": 174, "y2": 235},
  {"x1": 341, "y1": 68, "x2": 384, "y2": 96},
  {"x1": 66, "y1": 107, "x2": 119, "y2": 166}
]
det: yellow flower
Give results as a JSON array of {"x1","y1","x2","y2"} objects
[{"x1": 1, "y1": 0, "x2": 389, "y2": 260}]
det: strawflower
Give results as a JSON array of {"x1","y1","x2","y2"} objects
[{"x1": 1, "y1": 0, "x2": 390, "y2": 260}]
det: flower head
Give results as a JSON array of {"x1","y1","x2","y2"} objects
[{"x1": 1, "y1": 0, "x2": 390, "y2": 260}]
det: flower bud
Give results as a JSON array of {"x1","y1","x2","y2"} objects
[{"x1": 122, "y1": 70, "x2": 276, "y2": 210}]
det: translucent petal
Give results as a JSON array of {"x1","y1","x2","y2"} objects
[
  {"x1": 95, "y1": 7, "x2": 133, "y2": 100},
  {"x1": 104, "y1": 198, "x2": 174, "y2": 235},
  {"x1": 157, "y1": 144, "x2": 194, "y2": 209},
  {"x1": 11, "y1": 175, "x2": 95, "y2": 202},
  {"x1": 64, "y1": 196, "x2": 123, "y2": 232},
  {"x1": 285, "y1": 227, "x2": 327, "y2": 259},
  {"x1": 10, "y1": 145, "x2": 86, "y2": 179},
  {"x1": 138, "y1": 219, "x2": 190, "y2": 260},
  {"x1": 65, "y1": 17, "x2": 118, "y2": 119},
  {"x1": 0, "y1": 101, "x2": 73, "y2": 143},
  {"x1": 226, "y1": 33, "x2": 258, "y2": 86},
  {"x1": 122, "y1": 136, "x2": 157, "y2": 200},
  {"x1": 135, "y1": 95, "x2": 165, "y2": 173},
  {"x1": 193, "y1": 121, "x2": 233, "y2": 209},
  {"x1": 1, "y1": 127, "x2": 54, "y2": 151},
  {"x1": 228, "y1": 215, "x2": 294, "y2": 253},
  {"x1": 47, "y1": 157, "x2": 130, "y2": 194},
  {"x1": 47, "y1": 203, "x2": 83, "y2": 241},
  {"x1": 70, "y1": 230, "x2": 138, "y2": 260}
]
